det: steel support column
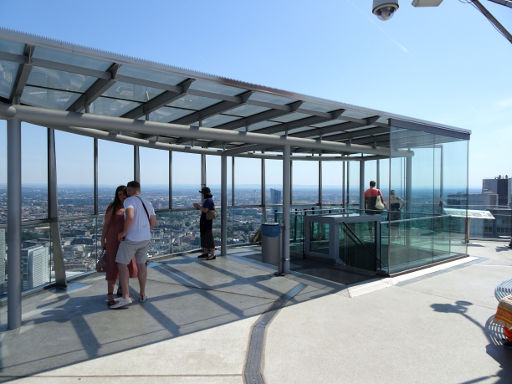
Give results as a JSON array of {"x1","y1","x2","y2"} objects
[
  {"x1": 318, "y1": 155, "x2": 323, "y2": 208},
  {"x1": 231, "y1": 157, "x2": 235, "y2": 206},
  {"x1": 281, "y1": 145, "x2": 291, "y2": 275},
  {"x1": 347, "y1": 161, "x2": 350, "y2": 208},
  {"x1": 342, "y1": 159, "x2": 346, "y2": 207},
  {"x1": 376, "y1": 159, "x2": 380, "y2": 189},
  {"x1": 134, "y1": 145, "x2": 140, "y2": 182},
  {"x1": 406, "y1": 154, "x2": 413, "y2": 212},
  {"x1": 169, "y1": 151, "x2": 173, "y2": 209},
  {"x1": 221, "y1": 155, "x2": 228, "y2": 256},
  {"x1": 93, "y1": 138, "x2": 98, "y2": 215},
  {"x1": 200, "y1": 153, "x2": 206, "y2": 189},
  {"x1": 7, "y1": 117, "x2": 21, "y2": 330},
  {"x1": 359, "y1": 158, "x2": 365, "y2": 211},
  {"x1": 48, "y1": 128, "x2": 67, "y2": 289},
  {"x1": 261, "y1": 158, "x2": 266, "y2": 222}
]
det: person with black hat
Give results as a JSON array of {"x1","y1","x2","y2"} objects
[{"x1": 193, "y1": 186, "x2": 216, "y2": 260}]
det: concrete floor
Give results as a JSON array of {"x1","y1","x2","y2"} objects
[{"x1": 1, "y1": 242, "x2": 512, "y2": 383}]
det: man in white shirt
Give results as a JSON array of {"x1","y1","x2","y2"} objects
[{"x1": 111, "y1": 180, "x2": 157, "y2": 309}]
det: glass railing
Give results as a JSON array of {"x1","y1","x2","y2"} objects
[
  {"x1": 0, "y1": 205, "x2": 267, "y2": 300},
  {"x1": 381, "y1": 214, "x2": 467, "y2": 274}
]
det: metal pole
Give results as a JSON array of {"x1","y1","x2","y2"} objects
[
  {"x1": 232, "y1": 157, "x2": 235, "y2": 206},
  {"x1": 169, "y1": 151, "x2": 173, "y2": 210},
  {"x1": 134, "y1": 145, "x2": 140, "y2": 182},
  {"x1": 376, "y1": 159, "x2": 380, "y2": 189},
  {"x1": 201, "y1": 153, "x2": 206, "y2": 188},
  {"x1": 342, "y1": 158, "x2": 346, "y2": 208},
  {"x1": 93, "y1": 138, "x2": 98, "y2": 216},
  {"x1": 281, "y1": 144, "x2": 291, "y2": 274},
  {"x1": 318, "y1": 155, "x2": 323, "y2": 208},
  {"x1": 221, "y1": 155, "x2": 228, "y2": 256},
  {"x1": 48, "y1": 128, "x2": 67, "y2": 289},
  {"x1": 7, "y1": 117, "x2": 21, "y2": 330},
  {"x1": 290, "y1": 159, "x2": 293, "y2": 208},
  {"x1": 359, "y1": 158, "x2": 365, "y2": 212},
  {"x1": 347, "y1": 160, "x2": 350, "y2": 208},
  {"x1": 261, "y1": 157, "x2": 266, "y2": 222},
  {"x1": 406, "y1": 154, "x2": 413, "y2": 213}
]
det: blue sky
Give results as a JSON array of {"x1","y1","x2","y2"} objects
[{"x1": 0, "y1": 0, "x2": 511, "y2": 188}]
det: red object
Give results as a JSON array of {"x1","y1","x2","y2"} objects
[{"x1": 105, "y1": 209, "x2": 138, "y2": 280}]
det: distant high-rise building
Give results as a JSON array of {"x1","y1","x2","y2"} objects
[
  {"x1": 0, "y1": 228, "x2": 5, "y2": 294},
  {"x1": 21, "y1": 245, "x2": 50, "y2": 290},
  {"x1": 270, "y1": 188, "x2": 282, "y2": 204},
  {"x1": 482, "y1": 175, "x2": 512, "y2": 206}
]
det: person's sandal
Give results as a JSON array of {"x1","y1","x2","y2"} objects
[
  {"x1": 206, "y1": 255, "x2": 216, "y2": 260},
  {"x1": 107, "y1": 294, "x2": 116, "y2": 307}
]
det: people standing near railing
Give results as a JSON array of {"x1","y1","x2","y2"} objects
[
  {"x1": 100, "y1": 185, "x2": 138, "y2": 307},
  {"x1": 364, "y1": 180, "x2": 384, "y2": 238},
  {"x1": 194, "y1": 186, "x2": 216, "y2": 260},
  {"x1": 110, "y1": 181, "x2": 157, "y2": 309},
  {"x1": 385, "y1": 190, "x2": 405, "y2": 222},
  {"x1": 364, "y1": 181, "x2": 384, "y2": 215}
]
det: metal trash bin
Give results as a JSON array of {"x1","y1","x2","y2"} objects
[{"x1": 261, "y1": 223, "x2": 281, "y2": 265}]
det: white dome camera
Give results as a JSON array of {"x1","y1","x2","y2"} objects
[{"x1": 372, "y1": 0, "x2": 399, "y2": 21}]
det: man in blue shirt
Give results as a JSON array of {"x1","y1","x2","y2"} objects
[{"x1": 193, "y1": 186, "x2": 216, "y2": 260}]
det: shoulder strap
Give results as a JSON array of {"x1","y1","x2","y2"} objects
[{"x1": 135, "y1": 196, "x2": 150, "y2": 222}]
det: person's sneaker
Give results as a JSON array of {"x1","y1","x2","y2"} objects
[
  {"x1": 140, "y1": 295, "x2": 148, "y2": 303},
  {"x1": 109, "y1": 297, "x2": 132, "y2": 309}
]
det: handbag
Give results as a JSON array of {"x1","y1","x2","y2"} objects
[
  {"x1": 206, "y1": 209, "x2": 218, "y2": 220},
  {"x1": 96, "y1": 249, "x2": 107, "y2": 272},
  {"x1": 375, "y1": 195, "x2": 385, "y2": 210}
]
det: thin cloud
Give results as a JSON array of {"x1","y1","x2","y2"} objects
[{"x1": 496, "y1": 98, "x2": 512, "y2": 109}]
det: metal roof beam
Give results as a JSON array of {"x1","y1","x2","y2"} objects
[
  {"x1": 121, "y1": 78, "x2": 194, "y2": 119},
  {"x1": 289, "y1": 121, "x2": 370, "y2": 139},
  {"x1": 202, "y1": 101, "x2": 304, "y2": 147},
  {"x1": 321, "y1": 126, "x2": 389, "y2": 142},
  {"x1": 170, "y1": 90, "x2": 253, "y2": 126},
  {"x1": 9, "y1": 44, "x2": 34, "y2": 103},
  {"x1": 252, "y1": 109, "x2": 345, "y2": 135},
  {"x1": 3, "y1": 102, "x2": 397, "y2": 156},
  {"x1": 212, "y1": 100, "x2": 304, "y2": 131},
  {"x1": 67, "y1": 63, "x2": 121, "y2": 112}
]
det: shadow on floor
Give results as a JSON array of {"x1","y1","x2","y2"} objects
[{"x1": 0, "y1": 248, "x2": 344, "y2": 382}]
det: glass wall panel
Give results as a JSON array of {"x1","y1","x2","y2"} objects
[
  {"x1": 20, "y1": 223, "x2": 52, "y2": 292},
  {"x1": 22, "y1": 123, "x2": 48, "y2": 220},
  {"x1": 234, "y1": 157, "x2": 260, "y2": 205},
  {"x1": 379, "y1": 159, "x2": 391, "y2": 200},
  {"x1": 322, "y1": 160, "x2": 342, "y2": 205},
  {"x1": 388, "y1": 124, "x2": 469, "y2": 273},
  {"x1": 227, "y1": 207, "x2": 262, "y2": 245},
  {"x1": 60, "y1": 217, "x2": 99, "y2": 277},
  {"x1": 266, "y1": 159, "x2": 283, "y2": 205},
  {"x1": 55, "y1": 131, "x2": 94, "y2": 217},
  {"x1": 140, "y1": 147, "x2": 169, "y2": 210},
  {"x1": 172, "y1": 152, "x2": 200, "y2": 208},
  {"x1": 206, "y1": 155, "x2": 221, "y2": 206},
  {"x1": 292, "y1": 160, "x2": 318, "y2": 205},
  {"x1": 98, "y1": 140, "x2": 134, "y2": 214},
  {"x1": 0, "y1": 121, "x2": 6, "y2": 223},
  {"x1": 348, "y1": 160, "x2": 360, "y2": 208}
]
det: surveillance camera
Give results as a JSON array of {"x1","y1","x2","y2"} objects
[{"x1": 372, "y1": 0, "x2": 399, "y2": 21}]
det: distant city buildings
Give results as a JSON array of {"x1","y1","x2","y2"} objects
[
  {"x1": 270, "y1": 188, "x2": 282, "y2": 204},
  {"x1": 21, "y1": 245, "x2": 50, "y2": 290},
  {"x1": 482, "y1": 175, "x2": 512, "y2": 206},
  {"x1": 448, "y1": 175, "x2": 512, "y2": 238}
]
